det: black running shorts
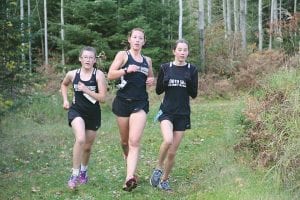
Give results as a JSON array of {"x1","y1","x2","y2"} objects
[
  {"x1": 112, "y1": 96, "x2": 149, "y2": 117},
  {"x1": 68, "y1": 108, "x2": 101, "y2": 131},
  {"x1": 158, "y1": 112, "x2": 191, "y2": 131}
]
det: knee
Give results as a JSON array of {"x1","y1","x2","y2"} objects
[
  {"x1": 128, "y1": 139, "x2": 140, "y2": 148},
  {"x1": 167, "y1": 151, "x2": 176, "y2": 160},
  {"x1": 76, "y1": 138, "x2": 86, "y2": 146},
  {"x1": 84, "y1": 145, "x2": 92, "y2": 154},
  {"x1": 121, "y1": 141, "x2": 128, "y2": 147},
  {"x1": 163, "y1": 139, "x2": 173, "y2": 147}
]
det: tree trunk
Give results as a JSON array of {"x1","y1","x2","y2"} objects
[
  {"x1": 28, "y1": 0, "x2": 32, "y2": 71},
  {"x1": 178, "y1": 0, "x2": 183, "y2": 39},
  {"x1": 240, "y1": 0, "x2": 246, "y2": 50},
  {"x1": 207, "y1": 0, "x2": 212, "y2": 26},
  {"x1": 223, "y1": 0, "x2": 227, "y2": 39},
  {"x1": 199, "y1": 0, "x2": 205, "y2": 72},
  {"x1": 44, "y1": 0, "x2": 48, "y2": 65},
  {"x1": 269, "y1": 0, "x2": 275, "y2": 50},
  {"x1": 233, "y1": 0, "x2": 239, "y2": 32},
  {"x1": 294, "y1": 0, "x2": 300, "y2": 54},
  {"x1": 226, "y1": 0, "x2": 232, "y2": 35},
  {"x1": 61, "y1": 0, "x2": 65, "y2": 67},
  {"x1": 258, "y1": 0, "x2": 263, "y2": 51},
  {"x1": 20, "y1": 0, "x2": 25, "y2": 62}
]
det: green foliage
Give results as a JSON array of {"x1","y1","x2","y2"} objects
[{"x1": 0, "y1": 0, "x2": 33, "y2": 115}]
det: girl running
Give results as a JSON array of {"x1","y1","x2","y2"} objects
[
  {"x1": 107, "y1": 28, "x2": 154, "y2": 192},
  {"x1": 150, "y1": 39, "x2": 198, "y2": 191},
  {"x1": 61, "y1": 46, "x2": 107, "y2": 190}
]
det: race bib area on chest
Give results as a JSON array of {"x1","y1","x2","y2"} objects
[
  {"x1": 73, "y1": 84, "x2": 97, "y2": 92},
  {"x1": 129, "y1": 64, "x2": 148, "y2": 76},
  {"x1": 168, "y1": 79, "x2": 186, "y2": 87}
]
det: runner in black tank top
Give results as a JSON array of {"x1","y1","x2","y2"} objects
[
  {"x1": 150, "y1": 39, "x2": 198, "y2": 191},
  {"x1": 107, "y1": 28, "x2": 154, "y2": 192},
  {"x1": 61, "y1": 46, "x2": 107, "y2": 190},
  {"x1": 71, "y1": 68, "x2": 100, "y2": 120},
  {"x1": 116, "y1": 50, "x2": 149, "y2": 101}
]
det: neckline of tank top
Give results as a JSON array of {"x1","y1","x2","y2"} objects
[
  {"x1": 77, "y1": 68, "x2": 96, "y2": 82},
  {"x1": 128, "y1": 50, "x2": 144, "y2": 63},
  {"x1": 172, "y1": 61, "x2": 188, "y2": 67}
]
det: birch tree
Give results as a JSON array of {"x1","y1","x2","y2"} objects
[
  {"x1": 207, "y1": 0, "x2": 212, "y2": 26},
  {"x1": 20, "y1": 0, "x2": 25, "y2": 62},
  {"x1": 28, "y1": 0, "x2": 32, "y2": 71},
  {"x1": 269, "y1": 0, "x2": 275, "y2": 50},
  {"x1": 44, "y1": 0, "x2": 48, "y2": 65},
  {"x1": 179, "y1": 0, "x2": 183, "y2": 39},
  {"x1": 199, "y1": 0, "x2": 205, "y2": 72},
  {"x1": 258, "y1": 0, "x2": 263, "y2": 51},
  {"x1": 61, "y1": 0, "x2": 65, "y2": 66},
  {"x1": 233, "y1": 0, "x2": 239, "y2": 32},
  {"x1": 240, "y1": 0, "x2": 246, "y2": 50},
  {"x1": 226, "y1": 0, "x2": 232, "y2": 35},
  {"x1": 223, "y1": 0, "x2": 227, "y2": 38}
]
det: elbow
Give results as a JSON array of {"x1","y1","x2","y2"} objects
[
  {"x1": 191, "y1": 93, "x2": 197, "y2": 99},
  {"x1": 107, "y1": 73, "x2": 113, "y2": 81},
  {"x1": 98, "y1": 94, "x2": 106, "y2": 103},
  {"x1": 156, "y1": 89, "x2": 163, "y2": 95},
  {"x1": 189, "y1": 90, "x2": 197, "y2": 99}
]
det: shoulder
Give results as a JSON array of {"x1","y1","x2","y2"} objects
[
  {"x1": 95, "y1": 69, "x2": 106, "y2": 79},
  {"x1": 113, "y1": 50, "x2": 128, "y2": 60},
  {"x1": 143, "y1": 55, "x2": 151, "y2": 62},
  {"x1": 188, "y1": 63, "x2": 198, "y2": 73},
  {"x1": 66, "y1": 69, "x2": 77, "y2": 78},
  {"x1": 118, "y1": 50, "x2": 129, "y2": 57},
  {"x1": 116, "y1": 50, "x2": 129, "y2": 63},
  {"x1": 62, "y1": 69, "x2": 77, "y2": 83},
  {"x1": 160, "y1": 62, "x2": 171, "y2": 69}
]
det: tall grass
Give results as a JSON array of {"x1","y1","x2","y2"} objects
[
  {"x1": 0, "y1": 90, "x2": 296, "y2": 199},
  {"x1": 237, "y1": 68, "x2": 300, "y2": 198}
]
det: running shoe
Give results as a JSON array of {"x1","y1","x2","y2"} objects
[
  {"x1": 150, "y1": 168, "x2": 163, "y2": 187},
  {"x1": 158, "y1": 179, "x2": 172, "y2": 191},
  {"x1": 68, "y1": 175, "x2": 79, "y2": 189},
  {"x1": 122, "y1": 177, "x2": 137, "y2": 192},
  {"x1": 79, "y1": 170, "x2": 88, "y2": 184}
]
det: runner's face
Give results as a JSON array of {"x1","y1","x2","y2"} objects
[
  {"x1": 173, "y1": 42, "x2": 189, "y2": 63},
  {"x1": 79, "y1": 50, "x2": 96, "y2": 69},
  {"x1": 128, "y1": 30, "x2": 145, "y2": 50}
]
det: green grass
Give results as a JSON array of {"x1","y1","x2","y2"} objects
[{"x1": 0, "y1": 92, "x2": 296, "y2": 199}]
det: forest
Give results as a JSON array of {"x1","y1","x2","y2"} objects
[
  {"x1": 1, "y1": 0, "x2": 299, "y2": 106},
  {"x1": 1, "y1": 0, "x2": 300, "y2": 199}
]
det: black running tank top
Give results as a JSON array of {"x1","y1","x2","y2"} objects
[
  {"x1": 116, "y1": 51, "x2": 149, "y2": 100},
  {"x1": 71, "y1": 68, "x2": 100, "y2": 114}
]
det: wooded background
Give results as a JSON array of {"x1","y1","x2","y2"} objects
[{"x1": 0, "y1": 0, "x2": 299, "y2": 114}]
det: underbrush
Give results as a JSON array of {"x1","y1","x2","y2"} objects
[{"x1": 235, "y1": 68, "x2": 300, "y2": 193}]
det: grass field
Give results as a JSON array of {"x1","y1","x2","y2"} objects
[{"x1": 0, "y1": 91, "x2": 295, "y2": 200}]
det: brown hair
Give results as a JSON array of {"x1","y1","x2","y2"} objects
[
  {"x1": 79, "y1": 46, "x2": 97, "y2": 57},
  {"x1": 123, "y1": 28, "x2": 146, "y2": 50},
  {"x1": 128, "y1": 27, "x2": 146, "y2": 39},
  {"x1": 173, "y1": 39, "x2": 189, "y2": 50}
]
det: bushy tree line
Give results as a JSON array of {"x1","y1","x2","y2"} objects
[{"x1": 0, "y1": 0, "x2": 299, "y2": 117}]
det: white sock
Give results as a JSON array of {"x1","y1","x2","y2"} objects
[
  {"x1": 72, "y1": 168, "x2": 80, "y2": 176},
  {"x1": 81, "y1": 164, "x2": 88, "y2": 171}
]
